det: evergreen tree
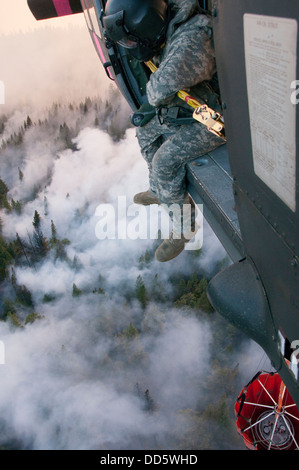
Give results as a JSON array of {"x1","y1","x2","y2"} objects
[
  {"x1": 32, "y1": 230, "x2": 49, "y2": 260},
  {"x1": 135, "y1": 383, "x2": 156, "y2": 413},
  {"x1": 174, "y1": 272, "x2": 213, "y2": 313},
  {"x1": 7, "y1": 312, "x2": 23, "y2": 328},
  {"x1": 202, "y1": 394, "x2": 231, "y2": 427},
  {"x1": 25, "y1": 312, "x2": 43, "y2": 325},
  {"x1": 72, "y1": 283, "x2": 82, "y2": 297},
  {"x1": 0, "y1": 178, "x2": 10, "y2": 210},
  {"x1": 0, "y1": 235, "x2": 13, "y2": 281},
  {"x1": 138, "y1": 250, "x2": 152, "y2": 269},
  {"x1": 32, "y1": 210, "x2": 41, "y2": 231},
  {"x1": 58, "y1": 122, "x2": 77, "y2": 150},
  {"x1": 14, "y1": 233, "x2": 30, "y2": 266},
  {"x1": 0, "y1": 121, "x2": 5, "y2": 134},
  {"x1": 144, "y1": 389, "x2": 156, "y2": 413},
  {"x1": 25, "y1": 115, "x2": 33, "y2": 128},
  {"x1": 26, "y1": 212, "x2": 50, "y2": 263},
  {"x1": 50, "y1": 219, "x2": 57, "y2": 244},
  {"x1": 123, "y1": 322, "x2": 139, "y2": 339},
  {"x1": 149, "y1": 273, "x2": 167, "y2": 303},
  {"x1": 10, "y1": 267, "x2": 17, "y2": 289},
  {"x1": 49, "y1": 220, "x2": 69, "y2": 260},
  {"x1": 15, "y1": 284, "x2": 34, "y2": 308},
  {"x1": 3, "y1": 298, "x2": 16, "y2": 318},
  {"x1": 16, "y1": 131, "x2": 23, "y2": 145},
  {"x1": 11, "y1": 199, "x2": 22, "y2": 214},
  {"x1": 136, "y1": 275, "x2": 148, "y2": 309}
]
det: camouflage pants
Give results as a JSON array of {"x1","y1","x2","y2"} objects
[{"x1": 136, "y1": 113, "x2": 224, "y2": 206}]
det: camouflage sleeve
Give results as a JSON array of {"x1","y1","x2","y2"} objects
[{"x1": 146, "y1": 15, "x2": 216, "y2": 107}]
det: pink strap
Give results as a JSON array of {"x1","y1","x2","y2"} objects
[{"x1": 52, "y1": 0, "x2": 73, "y2": 16}]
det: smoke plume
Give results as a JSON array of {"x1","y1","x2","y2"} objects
[{"x1": 0, "y1": 25, "x2": 266, "y2": 451}]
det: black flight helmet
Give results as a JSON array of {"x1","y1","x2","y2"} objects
[{"x1": 103, "y1": 0, "x2": 169, "y2": 61}]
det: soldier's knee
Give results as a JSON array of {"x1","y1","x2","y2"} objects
[{"x1": 153, "y1": 148, "x2": 177, "y2": 176}]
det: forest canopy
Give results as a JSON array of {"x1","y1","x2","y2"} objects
[{"x1": 0, "y1": 96, "x2": 250, "y2": 451}]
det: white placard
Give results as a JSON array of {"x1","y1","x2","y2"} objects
[{"x1": 244, "y1": 14, "x2": 297, "y2": 212}]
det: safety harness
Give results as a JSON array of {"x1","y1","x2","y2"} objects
[
  {"x1": 147, "y1": 60, "x2": 225, "y2": 139},
  {"x1": 131, "y1": 59, "x2": 226, "y2": 140}
]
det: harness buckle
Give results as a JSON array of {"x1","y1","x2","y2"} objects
[{"x1": 193, "y1": 104, "x2": 225, "y2": 137}]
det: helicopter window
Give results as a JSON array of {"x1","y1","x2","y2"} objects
[
  {"x1": 82, "y1": 0, "x2": 102, "y2": 39},
  {"x1": 82, "y1": 5, "x2": 92, "y2": 30}
]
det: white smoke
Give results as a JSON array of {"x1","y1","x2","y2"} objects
[
  {"x1": 0, "y1": 300, "x2": 214, "y2": 449},
  {"x1": 0, "y1": 25, "x2": 262, "y2": 451},
  {"x1": 0, "y1": 116, "x2": 261, "y2": 449},
  {"x1": 0, "y1": 24, "x2": 107, "y2": 112}
]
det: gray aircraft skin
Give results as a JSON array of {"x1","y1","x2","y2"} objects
[{"x1": 27, "y1": 0, "x2": 299, "y2": 408}]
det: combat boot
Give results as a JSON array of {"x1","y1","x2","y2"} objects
[
  {"x1": 155, "y1": 195, "x2": 198, "y2": 262},
  {"x1": 133, "y1": 189, "x2": 160, "y2": 206}
]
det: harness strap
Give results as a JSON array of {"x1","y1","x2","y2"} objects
[
  {"x1": 157, "y1": 106, "x2": 194, "y2": 126},
  {"x1": 130, "y1": 104, "x2": 194, "y2": 127}
]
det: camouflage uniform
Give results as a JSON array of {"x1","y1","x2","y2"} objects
[{"x1": 136, "y1": 0, "x2": 224, "y2": 207}]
